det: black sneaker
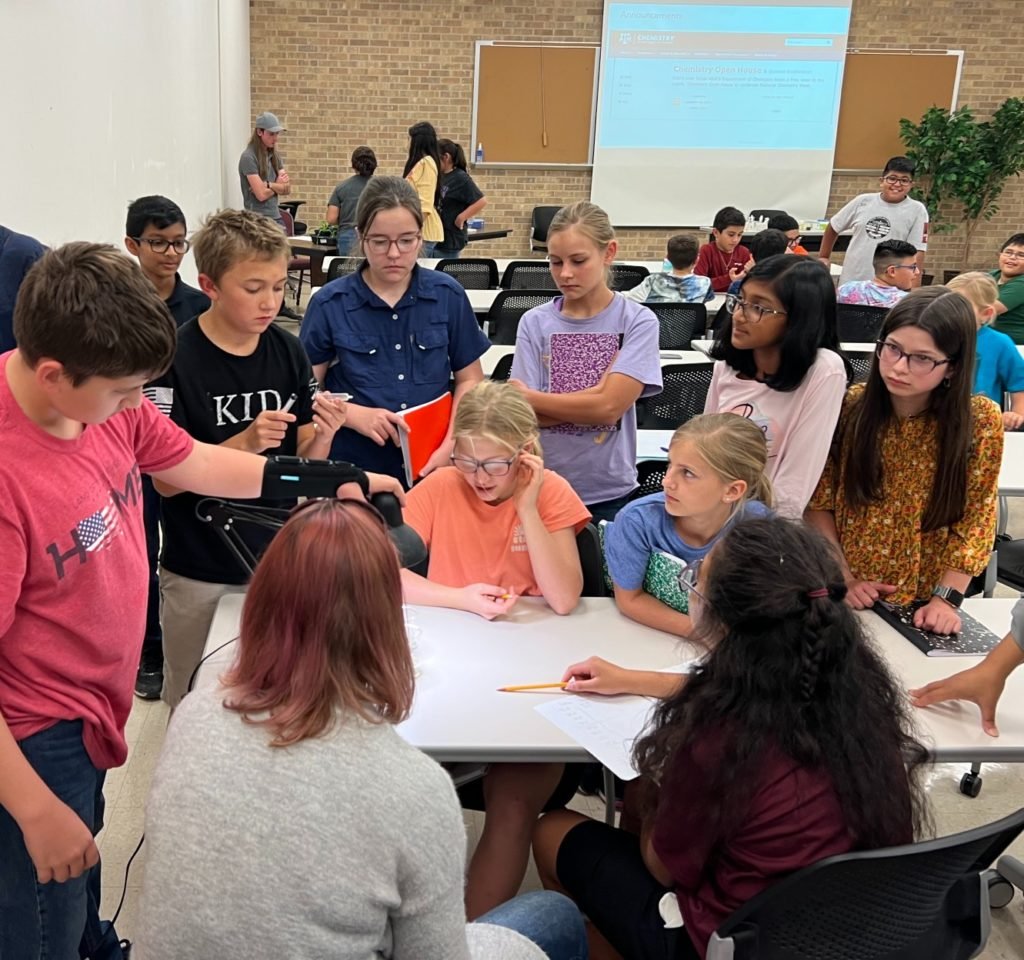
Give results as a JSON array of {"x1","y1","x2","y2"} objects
[
  {"x1": 277, "y1": 303, "x2": 302, "y2": 321},
  {"x1": 134, "y1": 656, "x2": 163, "y2": 701}
]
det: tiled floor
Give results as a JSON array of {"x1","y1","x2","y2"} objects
[{"x1": 97, "y1": 310, "x2": 1024, "y2": 953}]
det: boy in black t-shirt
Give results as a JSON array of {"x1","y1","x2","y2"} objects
[
  {"x1": 435, "y1": 140, "x2": 487, "y2": 258},
  {"x1": 150, "y1": 209, "x2": 347, "y2": 707},
  {"x1": 124, "y1": 196, "x2": 211, "y2": 700}
]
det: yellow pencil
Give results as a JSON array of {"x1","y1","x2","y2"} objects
[{"x1": 498, "y1": 682, "x2": 569, "y2": 693}]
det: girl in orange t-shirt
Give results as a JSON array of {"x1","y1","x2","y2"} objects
[{"x1": 402, "y1": 379, "x2": 591, "y2": 919}]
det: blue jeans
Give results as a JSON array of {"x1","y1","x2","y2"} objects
[
  {"x1": 434, "y1": 245, "x2": 462, "y2": 260},
  {"x1": 477, "y1": 890, "x2": 589, "y2": 960},
  {"x1": 420, "y1": 241, "x2": 437, "y2": 258},
  {"x1": 335, "y1": 227, "x2": 357, "y2": 257},
  {"x1": 0, "y1": 721, "x2": 124, "y2": 960}
]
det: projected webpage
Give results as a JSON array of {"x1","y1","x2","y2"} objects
[{"x1": 591, "y1": 0, "x2": 853, "y2": 226}]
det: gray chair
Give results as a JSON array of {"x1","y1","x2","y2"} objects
[
  {"x1": 501, "y1": 261, "x2": 559, "y2": 290},
  {"x1": 530, "y1": 205, "x2": 561, "y2": 253},
  {"x1": 836, "y1": 303, "x2": 889, "y2": 342},
  {"x1": 636, "y1": 362, "x2": 714, "y2": 429},
  {"x1": 436, "y1": 258, "x2": 499, "y2": 290},
  {"x1": 326, "y1": 257, "x2": 363, "y2": 282},
  {"x1": 706, "y1": 804, "x2": 1024, "y2": 960},
  {"x1": 488, "y1": 290, "x2": 559, "y2": 345},
  {"x1": 647, "y1": 302, "x2": 707, "y2": 349},
  {"x1": 609, "y1": 263, "x2": 650, "y2": 292}
]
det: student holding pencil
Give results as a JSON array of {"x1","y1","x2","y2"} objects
[
  {"x1": 534, "y1": 517, "x2": 930, "y2": 960},
  {"x1": 402, "y1": 380, "x2": 592, "y2": 920}
]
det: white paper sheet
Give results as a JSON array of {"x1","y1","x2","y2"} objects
[{"x1": 534, "y1": 661, "x2": 699, "y2": 781}]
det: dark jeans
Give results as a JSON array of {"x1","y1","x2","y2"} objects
[
  {"x1": 434, "y1": 245, "x2": 462, "y2": 259},
  {"x1": 335, "y1": 227, "x2": 357, "y2": 257},
  {"x1": 586, "y1": 491, "x2": 637, "y2": 524},
  {"x1": 0, "y1": 721, "x2": 125, "y2": 960},
  {"x1": 141, "y1": 476, "x2": 162, "y2": 667},
  {"x1": 420, "y1": 241, "x2": 438, "y2": 258}
]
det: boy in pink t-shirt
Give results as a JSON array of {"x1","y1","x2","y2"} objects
[{"x1": 0, "y1": 243, "x2": 400, "y2": 959}]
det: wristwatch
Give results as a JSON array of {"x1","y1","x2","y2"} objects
[{"x1": 932, "y1": 585, "x2": 964, "y2": 608}]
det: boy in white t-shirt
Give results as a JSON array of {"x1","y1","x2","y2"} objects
[{"x1": 819, "y1": 156, "x2": 929, "y2": 286}]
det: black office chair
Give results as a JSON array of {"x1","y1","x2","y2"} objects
[
  {"x1": 944, "y1": 269, "x2": 963, "y2": 284},
  {"x1": 490, "y1": 353, "x2": 515, "y2": 381},
  {"x1": 576, "y1": 524, "x2": 606, "y2": 598},
  {"x1": 326, "y1": 257, "x2": 363, "y2": 282},
  {"x1": 487, "y1": 290, "x2": 559, "y2": 345},
  {"x1": 530, "y1": 205, "x2": 561, "y2": 253},
  {"x1": 628, "y1": 459, "x2": 670, "y2": 501},
  {"x1": 636, "y1": 362, "x2": 714, "y2": 429},
  {"x1": 435, "y1": 258, "x2": 499, "y2": 290},
  {"x1": 646, "y1": 302, "x2": 707, "y2": 350},
  {"x1": 501, "y1": 261, "x2": 559, "y2": 290},
  {"x1": 609, "y1": 264, "x2": 650, "y2": 292},
  {"x1": 836, "y1": 303, "x2": 889, "y2": 342},
  {"x1": 706, "y1": 805, "x2": 1024, "y2": 960},
  {"x1": 750, "y1": 208, "x2": 788, "y2": 222},
  {"x1": 846, "y1": 350, "x2": 875, "y2": 384}
]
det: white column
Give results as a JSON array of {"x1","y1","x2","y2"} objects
[{"x1": 218, "y1": 0, "x2": 251, "y2": 209}]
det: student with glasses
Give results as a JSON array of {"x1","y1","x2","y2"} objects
[
  {"x1": 991, "y1": 233, "x2": 1024, "y2": 344},
  {"x1": 402, "y1": 380, "x2": 592, "y2": 921},
  {"x1": 704, "y1": 255, "x2": 849, "y2": 518},
  {"x1": 300, "y1": 176, "x2": 489, "y2": 483},
  {"x1": 836, "y1": 238, "x2": 919, "y2": 308},
  {"x1": 807, "y1": 288, "x2": 1003, "y2": 636},
  {"x1": 533, "y1": 516, "x2": 929, "y2": 960},
  {"x1": 818, "y1": 156, "x2": 928, "y2": 286}
]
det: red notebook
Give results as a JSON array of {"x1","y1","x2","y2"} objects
[
  {"x1": 548, "y1": 331, "x2": 622, "y2": 434},
  {"x1": 399, "y1": 392, "x2": 453, "y2": 486}
]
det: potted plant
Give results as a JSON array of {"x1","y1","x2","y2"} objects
[
  {"x1": 310, "y1": 221, "x2": 339, "y2": 246},
  {"x1": 900, "y1": 98, "x2": 1024, "y2": 268}
]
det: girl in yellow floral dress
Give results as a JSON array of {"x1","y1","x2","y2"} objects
[{"x1": 807, "y1": 287, "x2": 1003, "y2": 636}]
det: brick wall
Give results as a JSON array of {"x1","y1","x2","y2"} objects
[{"x1": 250, "y1": 0, "x2": 1024, "y2": 274}]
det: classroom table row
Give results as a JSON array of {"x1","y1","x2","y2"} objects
[{"x1": 200, "y1": 594, "x2": 1024, "y2": 765}]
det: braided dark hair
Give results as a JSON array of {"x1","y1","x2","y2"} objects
[{"x1": 633, "y1": 517, "x2": 931, "y2": 849}]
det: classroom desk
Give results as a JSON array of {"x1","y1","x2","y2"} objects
[
  {"x1": 288, "y1": 238, "x2": 336, "y2": 286},
  {"x1": 197, "y1": 595, "x2": 1024, "y2": 763},
  {"x1": 698, "y1": 227, "x2": 851, "y2": 254},
  {"x1": 467, "y1": 289, "x2": 726, "y2": 320},
  {"x1": 419, "y1": 258, "x2": 664, "y2": 275},
  {"x1": 481, "y1": 347, "x2": 713, "y2": 378}
]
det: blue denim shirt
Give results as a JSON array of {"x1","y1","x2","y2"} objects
[{"x1": 300, "y1": 264, "x2": 489, "y2": 477}]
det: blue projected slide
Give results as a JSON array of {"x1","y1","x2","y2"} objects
[{"x1": 598, "y1": 1, "x2": 853, "y2": 151}]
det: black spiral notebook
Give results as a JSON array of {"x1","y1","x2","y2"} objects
[{"x1": 871, "y1": 601, "x2": 1001, "y2": 657}]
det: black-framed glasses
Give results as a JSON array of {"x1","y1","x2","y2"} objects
[
  {"x1": 786, "y1": 235, "x2": 802, "y2": 249},
  {"x1": 881, "y1": 176, "x2": 913, "y2": 186},
  {"x1": 875, "y1": 340, "x2": 952, "y2": 374},
  {"x1": 891, "y1": 263, "x2": 921, "y2": 274},
  {"x1": 450, "y1": 451, "x2": 520, "y2": 477},
  {"x1": 677, "y1": 558, "x2": 705, "y2": 599},
  {"x1": 132, "y1": 237, "x2": 190, "y2": 254},
  {"x1": 364, "y1": 233, "x2": 421, "y2": 254},
  {"x1": 726, "y1": 295, "x2": 787, "y2": 323}
]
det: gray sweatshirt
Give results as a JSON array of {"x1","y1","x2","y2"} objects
[{"x1": 134, "y1": 685, "x2": 544, "y2": 960}]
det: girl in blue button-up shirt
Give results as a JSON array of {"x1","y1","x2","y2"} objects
[{"x1": 300, "y1": 176, "x2": 489, "y2": 484}]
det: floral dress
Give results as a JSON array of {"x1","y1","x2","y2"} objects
[{"x1": 809, "y1": 384, "x2": 1003, "y2": 604}]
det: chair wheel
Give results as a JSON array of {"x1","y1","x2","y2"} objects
[
  {"x1": 988, "y1": 875, "x2": 1016, "y2": 909},
  {"x1": 960, "y1": 772, "x2": 983, "y2": 797}
]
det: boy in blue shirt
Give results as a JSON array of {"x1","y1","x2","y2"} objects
[{"x1": 948, "y1": 272, "x2": 1024, "y2": 430}]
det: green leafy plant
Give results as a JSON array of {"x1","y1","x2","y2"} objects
[
  {"x1": 312, "y1": 221, "x2": 338, "y2": 238},
  {"x1": 900, "y1": 98, "x2": 1024, "y2": 267}
]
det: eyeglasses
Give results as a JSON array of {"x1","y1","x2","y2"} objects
[
  {"x1": 364, "y1": 234, "x2": 421, "y2": 254},
  {"x1": 677, "y1": 558, "x2": 705, "y2": 600},
  {"x1": 1001, "y1": 249, "x2": 1024, "y2": 261},
  {"x1": 892, "y1": 263, "x2": 921, "y2": 273},
  {"x1": 786, "y1": 236, "x2": 802, "y2": 249},
  {"x1": 881, "y1": 176, "x2": 913, "y2": 186},
  {"x1": 132, "y1": 237, "x2": 190, "y2": 254},
  {"x1": 450, "y1": 450, "x2": 520, "y2": 477},
  {"x1": 726, "y1": 295, "x2": 787, "y2": 323},
  {"x1": 875, "y1": 340, "x2": 952, "y2": 374}
]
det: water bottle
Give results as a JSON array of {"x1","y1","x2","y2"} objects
[{"x1": 475, "y1": 143, "x2": 484, "y2": 164}]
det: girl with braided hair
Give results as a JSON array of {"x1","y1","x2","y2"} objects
[{"x1": 533, "y1": 516, "x2": 930, "y2": 960}]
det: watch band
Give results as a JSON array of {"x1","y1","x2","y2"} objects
[{"x1": 931, "y1": 585, "x2": 964, "y2": 609}]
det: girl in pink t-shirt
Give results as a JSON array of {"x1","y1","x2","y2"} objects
[
  {"x1": 703, "y1": 255, "x2": 850, "y2": 518},
  {"x1": 402, "y1": 380, "x2": 591, "y2": 919}
]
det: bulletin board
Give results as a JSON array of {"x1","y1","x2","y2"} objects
[
  {"x1": 834, "y1": 50, "x2": 963, "y2": 171},
  {"x1": 471, "y1": 42, "x2": 599, "y2": 167}
]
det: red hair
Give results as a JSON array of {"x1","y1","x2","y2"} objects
[{"x1": 222, "y1": 499, "x2": 414, "y2": 746}]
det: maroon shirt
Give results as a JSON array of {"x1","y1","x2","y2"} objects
[
  {"x1": 694, "y1": 241, "x2": 751, "y2": 292},
  {"x1": 652, "y1": 735, "x2": 866, "y2": 956}
]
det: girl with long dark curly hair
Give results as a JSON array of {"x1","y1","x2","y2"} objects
[{"x1": 533, "y1": 516, "x2": 931, "y2": 960}]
